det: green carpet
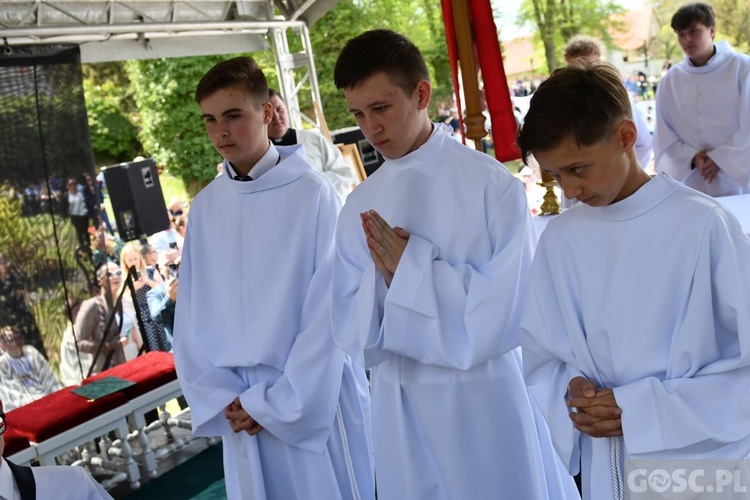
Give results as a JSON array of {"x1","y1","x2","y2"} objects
[{"x1": 125, "y1": 443, "x2": 226, "y2": 500}]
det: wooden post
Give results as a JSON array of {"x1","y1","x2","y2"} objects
[{"x1": 450, "y1": 0, "x2": 486, "y2": 152}]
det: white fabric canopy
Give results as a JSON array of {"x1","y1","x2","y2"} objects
[{"x1": 0, "y1": 0, "x2": 339, "y2": 62}]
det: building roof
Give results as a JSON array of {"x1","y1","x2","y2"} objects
[
  {"x1": 608, "y1": 5, "x2": 660, "y2": 51},
  {"x1": 501, "y1": 35, "x2": 537, "y2": 77}
]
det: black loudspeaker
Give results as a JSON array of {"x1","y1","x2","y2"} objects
[
  {"x1": 331, "y1": 127, "x2": 386, "y2": 177},
  {"x1": 102, "y1": 158, "x2": 170, "y2": 241}
]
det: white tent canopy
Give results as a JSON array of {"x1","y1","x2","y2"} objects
[{"x1": 0, "y1": 0, "x2": 339, "y2": 128}]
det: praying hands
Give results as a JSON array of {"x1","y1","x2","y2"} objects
[
  {"x1": 693, "y1": 148, "x2": 720, "y2": 183},
  {"x1": 225, "y1": 396, "x2": 263, "y2": 436},
  {"x1": 361, "y1": 210, "x2": 410, "y2": 287},
  {"x1": 567, "y1": 376, "x2": 623, "y2": 438}
]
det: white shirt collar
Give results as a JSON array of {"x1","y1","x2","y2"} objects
[
  {"x1": 225, "y1": 142, "x2": 280, "y2": 181},
  {"x1": 0, "y1": 457, "x2": 21, "y2": 500}
]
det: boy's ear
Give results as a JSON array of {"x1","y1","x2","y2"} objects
[
  {"x1": 617, "y1": 119, "x2": 638, "y2": 152},
  {"x1": 262, "y1": 101, "x2": 273, "y2": 124},
  {"x1": 416, "y1": 80, "x2": 432, "y2": 111}
]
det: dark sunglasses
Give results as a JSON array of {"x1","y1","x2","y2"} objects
[{"x1": 170, "y1": 209, "x2": 184, "y2": 216}]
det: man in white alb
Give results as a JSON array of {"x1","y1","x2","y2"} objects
[{"x1": 267, "y1": 89, "x2": 357, "y2": 202}]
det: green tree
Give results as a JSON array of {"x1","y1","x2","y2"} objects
[
  {"x1": 518, "y1": 0, "x2": 623, "y2": 74},
  {"x1": 307, "y1": 0, "x2": 368, "y2": 131},
  {"x1": 83, "y1": 63, "x2": 143, "y2": 165},
  {"x1": 308, "y1": 0, "x2": 452, "y2": 131},
  {"x1": 713, "y1": 0, "x2": 750, "y2": 52},
  {"x1": 124, "y1": 56, "x2": 231, "y2": 195},
  {"x1": 84, "y1": 78, "x2": 142, "y2": 165}
]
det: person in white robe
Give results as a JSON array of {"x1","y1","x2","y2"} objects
[
  {"x1": 654, "y1": 2, "x2": 750, "y2": 197},
  {"x1": 517, "y1": 60, "x2": 750, "y2": 500},
  {"x1": 1, "y1": 398, "x2": 113, "y2": 499},
  {"x1": 331, "y1": 29, "x2": 578, "y2": 500},
  {"x1": 0, "y1": 326, "x2": 62, "y2": 410},
  {"x1": 174, "y1": 56, "x2": 374, "y2": 500},
  {"x1": 268, "y1": 89, "x2": 357, "y2": 202}
]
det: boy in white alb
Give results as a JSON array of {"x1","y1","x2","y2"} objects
[
  {"x1": 331, "y1": 29, "x2": 578, "y2": 500},
  {"x1": 518, "y1": 60, "x2": 750, "y2": 500},
  {"x1": 173, "y1": 57, "x2": 374, "y2": 500},
  {"x1": 654, "y1": 2, "x2": 750, "y2": 196}
]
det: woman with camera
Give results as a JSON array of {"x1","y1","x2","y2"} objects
[{"x1": 119, "y1": 242, "x2": 167, "y2": 355}]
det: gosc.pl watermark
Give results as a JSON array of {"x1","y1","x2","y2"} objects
[{"x1": 625, "y1": 460, "x2": 750, "y2": 499}]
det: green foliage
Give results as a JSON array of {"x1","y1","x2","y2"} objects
[
  {"x1": 307, "y1": 0, "x2": 367, "y2": 131},
  {"x1": 1, "y1": 91, "x2": 94, "y2": 179},
  {"x1": 124, "y1": 56, "x2": 220, "y2": 193},
  {"x1": 713, "y1": 0, "x2": 750, "y2": 53},
  {"x1": 158, "y1": 169, "x2": 190, "y2": 206},
  {"x1": 0, "y1": 186, "x2": 89, "y2": 373},
  {"x1": 308, "y1": 0, "x2": 452, "y2": 131},
  {"x1": 0, "y1": 187, "x2": 42, "y2": 268},
  {"x1": 84, "y1": 78, "x2": 142, "y2": 165},
  {"x1": 29, "y1": 285, "x2": 68, "y2": 374}
]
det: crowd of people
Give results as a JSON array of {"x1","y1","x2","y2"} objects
[
  {"x1": 2, "y1": 2, "x2": 749, "y2": 499},
  {"x1": 0, "y1": 194, "x2": 185, "y2": 400}
]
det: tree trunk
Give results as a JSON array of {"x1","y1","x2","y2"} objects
[{"x1": 532, "y1": 0, "x2": 560, "y2": 73}]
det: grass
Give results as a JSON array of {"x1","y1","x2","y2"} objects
[{"x1": 158, "y1": 169, "x2": 191, "y2": 205}]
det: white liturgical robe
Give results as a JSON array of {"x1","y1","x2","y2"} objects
[
  {"x1": 297, "y1": 128, "x2": 357, "y2": 202},
  {"x1": 522, "y1": 173, "x2": 750, "y2": 500},
  {"x1": 174, "y1": 145, "x2": 374, "y2": 500},
  {"x1": 0, "y1": 458, "x2": 112, "y2": 500},
  {"x1": 332, "y1": 124, "x2": 578, "y2": 499},
  {"x1": 654, "y1": 41, "x2": 750, "y2": 197}
]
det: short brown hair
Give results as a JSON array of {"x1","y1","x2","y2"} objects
[
  {"x1": 563, "y1": 35, "x2": 603, "y2": 63},
  {"x1": 671, "y1": 2, "x2": 716, "y2": 31},
  {"x1": 195, "y1": 56, "x2": 269, "y2": 106},
  {"x1": 517, "y1": 60, "x2": 632, "y2": 165},
  {"x1": 334, "y1": 29, "x2": 429, "y2": 95}
]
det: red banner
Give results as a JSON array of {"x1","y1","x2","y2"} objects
[{"x1": 441, "y1": 0, "x2": 520, "y2": 161}]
